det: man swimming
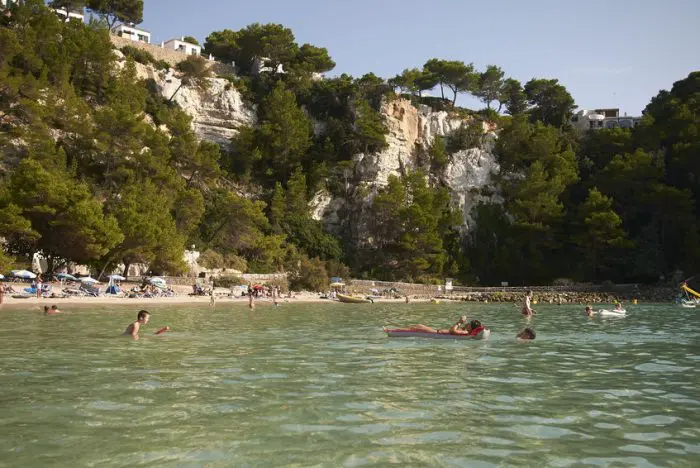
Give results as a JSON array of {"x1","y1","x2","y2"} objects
[
  {"x1": 584, "y1": 306, "x2": 594, "y2": 317},
  {"x1": 517, "y1": 328, "x2": 536, "y2": 340}
]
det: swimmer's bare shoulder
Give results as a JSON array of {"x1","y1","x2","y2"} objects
[{"x1": 124, "y1": 321, "x2": 140, "y2": 338}]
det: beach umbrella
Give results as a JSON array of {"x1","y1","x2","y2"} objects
[
  {"x1": 330, "y1": 277, "x2": 343, "y2": 284},
  {"x1": 0, "y1": 274, "x2": 4, "y2": 279},
  {"x1": 78, "y1": 277, "x2": 99, "y2": 284},
  {"x1": 148, "y1": 277, "x2": 166, "y2": 286},
  {"x1": 56, "y1": 273, "x2": 77, "y2": 281},
  {"x1": 10, "y1": 270, "x2": 36, "y2": 279},
  {"x1": 108, "y1": 274, "x2": 126, "y2": 281}
]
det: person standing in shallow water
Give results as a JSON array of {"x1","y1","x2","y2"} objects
[{"x1": 521, "y1": 290, "x2": 536, "y2": 316}]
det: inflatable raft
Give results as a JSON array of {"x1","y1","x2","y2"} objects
[
  {"x1": 597, "y1": 309, "x2": 626, "y2": 317},
  {"x1": 384, "y1": 328, "x2": 491, "y2": 340}
]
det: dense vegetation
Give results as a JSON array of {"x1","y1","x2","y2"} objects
[{"x1": 0, "y1": 1, "x2": 698, "y2": 288}]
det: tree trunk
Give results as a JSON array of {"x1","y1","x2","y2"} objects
[
  {"x1": 168, "y1": 82, "x2": 184, "y2": 103},
  {"x1": 97, "y1": 253, "x2": 119, "y2": 282},
  {"x1": 439, "y1": 82, "x2": 445, "y2": 100},
  {"x1": 122, "y1": 262, "x2": 130, "y2": 278},
  {"x1": 497, "y1": 101, "x2": 503, "y2": 113}
]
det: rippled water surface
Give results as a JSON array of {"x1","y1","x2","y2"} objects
[{"x1": 0, "y1": 302, "x2": 698, "y2": 466}]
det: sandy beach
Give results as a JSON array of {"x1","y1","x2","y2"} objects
[{"x1": 0, "y1": 284, "x2": 419, "y2": 308}]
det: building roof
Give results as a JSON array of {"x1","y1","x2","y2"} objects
[{"x1": 112, "y1": 23, "x2": 151, "y2": 34}]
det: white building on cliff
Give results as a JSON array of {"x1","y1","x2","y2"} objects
[
  {"x1": 163, "y1": 37, "x2": 202, "y2": 56},
  {"x1": 112, "y1": 23, "x2": 151, "y2": 44},
  {"x1": 571, "y1": 108, "x2": 643, "y2": 131}
]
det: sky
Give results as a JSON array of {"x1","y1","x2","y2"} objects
[{"x1": 141, "y1": 0, "x2": 700, "y2": 115}]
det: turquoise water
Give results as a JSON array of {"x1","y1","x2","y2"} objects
[{"x1": 0, "y1": 302, "x2": 698, "y2": 466}]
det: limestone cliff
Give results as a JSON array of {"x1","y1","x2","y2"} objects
[
  {"x1": 312, "y1": 99, "x2": 501, "y2": 235},
  {"x1": 117, "y1": 51, "x2": 256, "y2": 147}
]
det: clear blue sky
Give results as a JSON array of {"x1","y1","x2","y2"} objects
[{"x1": 142, "y1": 0, "x2": 699, "y2": 115}]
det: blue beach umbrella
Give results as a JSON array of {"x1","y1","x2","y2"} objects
[
  {"x1": 56, "y1": 273, "x2": 77, "y2": 281},
  {"x1": 78, "y1": 277, "x2": 99, "y2": 284},
  {"x1": 10, "y1": 270, "x2": 37, "y2": 279},
  {"x1": 148, "y1": 277, "x2": 166, "y2": 286}
]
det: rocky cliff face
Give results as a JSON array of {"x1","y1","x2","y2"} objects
[
  {"x1": 125, "y1": 58, "x2": 500, "y2": 235},
  {"x1": 313, "y1": 99, "x2": 501, "y2": 234},
  {"x1": 120, "y1": 54, "x2": 256, "y2": 147}
]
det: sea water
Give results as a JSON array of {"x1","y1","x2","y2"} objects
[{"x1": 0, "y1": 302, "x2": 697, "y2": 466}]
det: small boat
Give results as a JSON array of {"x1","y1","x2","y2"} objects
[
  {"x1": 337, "y1": 293, "x2": 372, "y2": 304},
  {"x1": 384, "y1": 328, "x2": 491, "y2": 340},
  {"x1": 681, "y1": 301, "x2": 696, "y2": 309}
]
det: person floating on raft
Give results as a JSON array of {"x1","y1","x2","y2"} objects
[{"x1": 391, "y1": 316, "x2": 486, "y2": 337}]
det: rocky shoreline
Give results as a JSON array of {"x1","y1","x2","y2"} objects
[{"x1": 441, "y1": 288, "x2": 677, "y2": 304}]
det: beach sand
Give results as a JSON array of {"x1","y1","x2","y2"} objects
[{"x1": 0, "y1": 284, "x2": 418, "y2": 308}]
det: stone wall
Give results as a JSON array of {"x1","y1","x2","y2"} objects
[{"x1": 109, "y1": 34, "x2": 235, "y2": 75}]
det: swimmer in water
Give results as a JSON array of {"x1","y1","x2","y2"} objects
[
  {"x1": 124, "y1": 310, "x2": 150, "y2": 339},
  {"x1": 517, "y1": 328, "x2": 536, "y2": 340},
  {"x1": 584, "y1": 305, "x2": 594, "y2": 317},
  {"x1": 124, "y1": 310, "x2": 170, "y2": 339}
]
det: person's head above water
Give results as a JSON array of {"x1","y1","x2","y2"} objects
[
  {"x1": 468, "y1": 319, "x2": 482, "y2": 331},
  {"x1": 137, "y1": 310, "x2": 150, "y2": 323},
  {"x1": 517, "y1": 328, "x2": 536, "y2": 340}
]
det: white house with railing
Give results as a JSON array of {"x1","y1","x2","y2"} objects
[
  {"x1": 54, "y1": 7, "x2": 84, "y2": 22},
  {"x1": 571, "y1": 108, "x2": 643, "y2": 131},
  {"x1": 112, "y1": 23, "x2": 151, "y2": 44},
  {"x1": 163, "y1": 37, "x2": 202, "y2": 56}
]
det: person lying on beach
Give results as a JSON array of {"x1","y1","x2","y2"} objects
[
  {"x1": 405, "y1": 316, "x2": 485, "y2": 336},
  {"x1": 517, "y1": 328, "x2": 536, "y2": 340}
]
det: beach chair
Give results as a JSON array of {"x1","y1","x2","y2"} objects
[{"x1": 80, "y1": 284, "x2": 102, "y2": 297}]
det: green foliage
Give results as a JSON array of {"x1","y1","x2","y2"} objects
[
  {"x1": 499, "y1": 78, "x2": 527, "y2": 115},
  {"x1": 446, "y1": 122, "x2": 483, "y2": 153},
  {"x1": 120, "y1": 45, "x2": 169, "y2": 70},
  {"x1": 364, "y1": 171, "x2": 460, "y2": 282},
  {"x1": 524, "y1": 78, "x2": 577, "y2": 127},
  {"x1": 474, "y1": 65, "x2": 505, "y2": 110},
  {"x1": 572, "y1": 188, "x2": 631, "y2": 280},
  {"x1": 87, "y1": 0, "x2": 143, "y2": 28},
  {"x1": 430, "y1": 136, "x2": 449, "y2": 171},
  {"x1": 169, "y1": 55, "x2": 212, "y2": 102},
  {"x1": 205, "y1": 23, "x2": 326, "y2": 77},
  {"x1": 182, "y1": 36, "x2": 199, "y2": 46},
  {"x1": 229, "y1": 81, "x2": 312, "y2": 182},
  {"x1": 285, "y1": 249, "x2": 329, "y2": 292},
  {"x1": 214, "y1": 274, "x2": 245, "y2": 288},
  {"x1": 6, "y1": 159, "x2": 123, "y2": 271},
  {"x1": 424, "y1": 58, "x2": 478, "y2": 106}
]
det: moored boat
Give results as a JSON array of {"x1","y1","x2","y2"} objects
[{"x1": 337, "y1": 293, "x2": 372, "y2": 304}]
